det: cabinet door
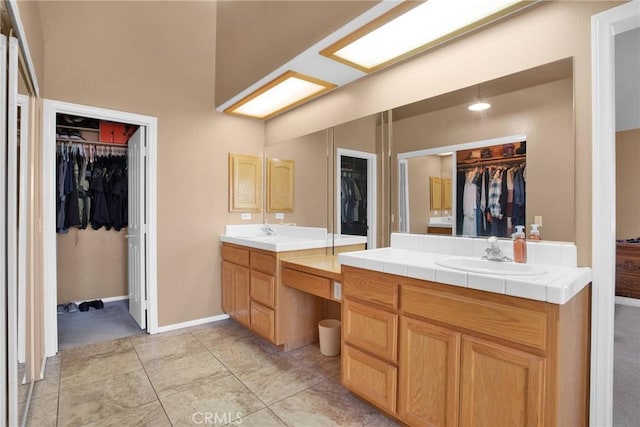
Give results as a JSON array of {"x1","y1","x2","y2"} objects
[
  {"x1": 234, "y1": 265, "x2": 251, "y2": 327},
  {"x1": 343, "y1": 344, "x2": 397, "y2": 414},
  {"x1": 399, "y1": 317, "x2": 460, "y2": 427},
  {"x1": 267, "y1": 158, "x2": 295, "y2": 212},
  {"x1": 430, "y1": 176, "x2": 442, "y2": 210},
  {"x1": 229, "y1": 153, "x2": 261, "y2": 212},
  {"x1": 460, "y1": 336, "x2": 545, "y2": 427},
  {"x1": 442, "y1": 178, "x2": 452, "y2": 210},
  {"x1": 250, "y1": 301, "x2": 275, "y2": 342},
  {"x1": 222, "y1": 261, "x2": 235, "y2": 315},
  {"x1": 250, "y1": 270, "x2": 275, "y2": 308},
  {"x1": 344, "y1": 299, "x2": 398, "y2": 362}
]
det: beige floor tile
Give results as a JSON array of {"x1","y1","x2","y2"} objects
[
  {"x1": 145, "y1": 349, "x2": 229, "y2": 393},
  {"x1": 129, "y1": 328, "x2": 190, "y2": 346},
  {"x1": 134, "y1": 331, "x2": 208, "y2": 364},
  {"x1": 187, "y1": 318, "x2": 241, "y2": 333},
  {"x1": 61, "y1": 336, "x2": 133, "y2": 364},
  {"x1": 57, "y1": 369, "x2": 157, "y2": 427},
  {"x1": 233, "y1": 354, "x2": 324, "y2": 405},
  {"x1": 22, "y1": 393, "x2": 58, "y2": 427},
  {"x1": 59, "y1": 348, "x2": 142, "y2": 390},
  {"x1": 270, "y1": 379, "x2": 384, "y2": 426},
  {"x1": 160, "y1": 374, "x2": 265, "y2": 426},
  {"x1": 191, "y1": 322, "x2": 255, "y2": 351},
  {"x1": 233, "y1": 408, "x2": 286, "y2": 426},
  {"x1": 83, "y1": 400, "x2": 172, "y2": 427},
  {"x1": 289, "y1": 343, "x2": 341, "y2": 379},
  {"x1": 32, "y1": 359, "x2": 61, "y2": 400}
]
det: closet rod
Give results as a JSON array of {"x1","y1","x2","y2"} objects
[{"x1": 56, "y1": 139, "x2": 127, "y2": 147}]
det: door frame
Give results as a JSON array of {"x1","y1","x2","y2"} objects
[
  {"x1": 591, "y1": 3, "x2": 640, "y2": 426},
  {"x1": 336, "y1": 148, "x2": 377, "y2": 249},
  {"x1": 17, "y1": 94, "x2": 29, "y2": 365},
  {"x1": 42, "y1": 100, "x2": 159, "y2": 357}
]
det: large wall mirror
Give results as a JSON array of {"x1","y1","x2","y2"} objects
[
  {"x1": 263, "y1": 129, "x2": 330, "y2": 228},
  {"x1": 392, "y1": 58, "x2": 575, "y2": 242}
]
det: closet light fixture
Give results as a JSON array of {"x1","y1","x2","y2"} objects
[
  {"x1": 224, "y1": 71, "x2": 336, "y2": 120},
  {"x1": 468, "y1": 102, "x2": 491, "y2": 111},
  {"x1": 320, "y1": 0, "x2": 531, "y2": 73}
]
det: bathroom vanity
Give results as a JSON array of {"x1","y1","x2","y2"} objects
[
  {"x1": 338, "y1": 233, "x2": 591, "y2": 427},
  {"x1": 220, "y1": 225, "x2": 365, "y2": 351}
]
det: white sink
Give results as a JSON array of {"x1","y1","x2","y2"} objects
[{"x1": 436, "y1": 256, "x2": 546, "y2": 276}]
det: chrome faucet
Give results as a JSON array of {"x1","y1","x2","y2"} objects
[
  {"x1": 483, "y1": 236, "x2": 512, "y2": 262},
  {"x1": 262, "y1": 221, "x2": 275, "y2": 236}
]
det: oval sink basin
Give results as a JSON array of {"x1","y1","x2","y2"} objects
[{"x1": 435, "y1": 257, "x2": 546, "y2": 276}]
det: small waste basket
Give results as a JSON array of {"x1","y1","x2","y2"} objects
[{"x1": 318, "y1": 319, "x2": 341, "y2": 356}]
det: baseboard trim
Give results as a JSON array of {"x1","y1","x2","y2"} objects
[
  {"x1": 70, "y1": 295, "x2": 128, "y2": 305},
  {"x1": 155, "y1": 314, "x2": 230, "y2": 334},
  {"x1": 615, "y1": 296, "x2": 640, "y2": 307}
]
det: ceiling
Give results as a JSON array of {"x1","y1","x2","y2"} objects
[{"x1": 215, "y1": 0, "x2": 378, "y2": 107}]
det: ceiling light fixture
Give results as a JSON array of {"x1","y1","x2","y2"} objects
[
  {"x1": 224, "y1": 71, "x2": 336, "y2": 120},
  {"x1": 320, "y1": 0, "x2": 531, "y2": 73},
  {"x1": 468, "y1": 102, "x2": 491, "y2": 111}
]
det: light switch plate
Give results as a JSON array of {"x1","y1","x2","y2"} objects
[
  {"x1": 534, "y1": 215, "x2": 542, "y2": 226},
  {"x1": 241, "y1": 213, "x2": 251, "y2": 220},
  {"x1": 275, "y1": 213, "x2": 284, "y2": 220}
]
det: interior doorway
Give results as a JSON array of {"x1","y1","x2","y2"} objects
[
  {"x1": 337, "y1": 149, "x2": 377, "y2": 249},
  {"x1": 42, "y1": 100, "x2": 158, "y2": 356}
]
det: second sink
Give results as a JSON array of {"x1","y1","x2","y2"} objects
[{"x1": 436, "y1": 256, "x2": 546, "y2": 276}]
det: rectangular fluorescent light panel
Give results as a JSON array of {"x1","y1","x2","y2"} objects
[
  {"x1": 323, "y1": 0, "x2": 527, "y2": 72},
  {"x1": 225, "y1": 71, "x2": 336, "y2": 120}
]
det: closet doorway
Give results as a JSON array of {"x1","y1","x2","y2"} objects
[
  {"x1": 42, "y1": 100, "x2": 158, "y2": 356},
  {"x1": 337, "y1": 149, "x2": 377, "y2": 249}
]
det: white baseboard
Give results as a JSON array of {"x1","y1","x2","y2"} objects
[
  {"x1": 615, "y1": 296, "x2": 640, "y2": 308},
  {"x1": 71, "y1": 295, "x2": 128, "y2": 305},
  {"x1": 155, "y1": 314, "x2": 230, "y2": 334}
]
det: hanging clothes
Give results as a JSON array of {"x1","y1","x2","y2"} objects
[{"x1": 462, "y1": 168, "x2": 478, "y2": 236}]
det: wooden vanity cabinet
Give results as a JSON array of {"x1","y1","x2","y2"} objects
[
  {"x1": 341, "y1": 266, "x2": 590, "y2": 427},
  {"x1": 222, "y1": 242, "x2": 364, "y2": 351}
]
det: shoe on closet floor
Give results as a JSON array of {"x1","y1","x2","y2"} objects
[
  {"x1": 90, "y1": 300, "x2": 104, "y2": 309},
  {"x1": 67, "y1": 303, "x2": 79, "y2": 313},
  {"x1": 78, "y1": 302, "x2": 91, "y2": 312},
  {"x1": 57, "y1": 304, "x2": 66, "y2": 315}
]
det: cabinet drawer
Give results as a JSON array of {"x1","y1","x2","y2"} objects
[
  {"x1": 344, "y1": 299, "x2": 398, "y2": 362},
  {"x1": 221, "y1": 244, "x2": 250, "y2": 266},
  {"x1": 251, "y1": 270, "x2": 275, "y2": 308},
  {"x1": 282, "y1": 267, "x2": 331, "y2": 299},
  {"x1": 250, "y1": 301, "x2": 275, "y2": 342},
  {"x1": 401, "y1": 284, "x2": 548, "y2": 350},
  {"x1": 251, "y1": 251, "x2": 276, "y2": 275},
  {"x1": 343, "y1": 267, "x2": 398, "y2": 310},
  {"x1": 342, "y1": 344, "x2": 397, "y2": 414}
]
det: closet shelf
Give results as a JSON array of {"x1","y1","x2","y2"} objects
[
  {"x1": 56, "y1": 138, "x2": 127, "y2": 147},
  {"x1": 56, "y1": 124, "x2": 100, "y2": 132},
  {"x1": 457, "y1": 154, "x2": 526, "y2": 167}
]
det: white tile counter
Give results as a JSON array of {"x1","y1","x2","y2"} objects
[
  {"x1": 338, "y1": 233, "x2": 591, "y2": 305},
  {"x1": 220, "y1": 224, "x2": 367, "y2": 252}
]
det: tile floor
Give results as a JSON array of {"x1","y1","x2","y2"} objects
[
  {"x1": 613, "y1": 303, "x2": 640, "y2": 427},
  {"x1": 21, "y1": 319, "x2": 398, "y2": 426}
]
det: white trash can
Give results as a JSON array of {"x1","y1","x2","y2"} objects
[{"x1": 318, "y1": 319, "x2": 341, "y2": 356}]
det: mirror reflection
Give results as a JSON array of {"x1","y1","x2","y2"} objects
[
  {"x1": 392, "y1": 58, "x2": 574, "y2": 242},
  {"x1": 263, "y1": 129, "x2": 329, "y2": 228}
]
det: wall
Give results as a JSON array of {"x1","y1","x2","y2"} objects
[
  {"x1": 15, "y1": 0, "x2": 44, "y2": 94},
  {"x1": 393, "y1": 78, "x2": 574, "y2": 242},
  {"x1": 616, "y1": 129, "x2": 640, "y2": 240},
  {"x1": 266, "y1": 1, "x2": 624, "y2": 265},
  {"x1": 56, "y1": 229, "x2": 127, "y2": 303},
  {"x1": 38, "y1": 1, "x2": 265, "y2": 327},
  {"x1": 407, "y1": 155, "x2": 441, "y2": 234},
  {"x1": 263, "y1": 130, "x2": 328, "y2": 227}
]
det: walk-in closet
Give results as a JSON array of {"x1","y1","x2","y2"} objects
[
  {"x1": 455, "y1": 142, "x2": 526, "y2": 238},
  {"x1": 55, "y1": 113, "x2": 144, "y2": 349},
  {"x1": 340, "y1": 156, "x2": 368, "y2": 239}
]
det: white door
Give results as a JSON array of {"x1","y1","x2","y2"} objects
[{"x1": 127, "y1": 127, "x2": 146, "y2": 329}]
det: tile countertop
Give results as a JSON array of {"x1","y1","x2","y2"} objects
[
  {"x1": 220, "y1": 224, "x2": 367, "y2": 252},
  {"x1": 338, "y1": 237, "x2": 592, "y2": 305}
]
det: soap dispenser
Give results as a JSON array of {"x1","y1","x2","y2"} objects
[
  {"x1": 512, "y1": 225, "x2": 527, "y2": 263},
  {"x1": 529, "y1": 224, "x2": 541, "y2": 241}
]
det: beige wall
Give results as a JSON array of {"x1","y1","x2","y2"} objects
[
  {"x1": 38, "y1": 1, "x2": 265, "y2": 327},
  {"x1": 16, "y1": 0, "x2": 45, "y2": 93},
  {"x1": 56, "y1": 230, "x2": 127, "y2": 303},
  {"x1": 616, "y1": 129, "x2": 640, "y2": 240},
  {"x1": 267, "y1": 1, "x2": 624, "y2": 265},
  {"x1": 264, "y1": 130, "x2": 328, "y2": 227},
  {"x1": 394, "y1": 78, "x2": 574, "y2": 242},
  {"x1": 407, "y1": 155, "x2": 441, "y2": 234}
]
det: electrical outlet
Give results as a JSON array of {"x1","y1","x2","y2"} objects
[
  {"x1": 241, "y1": 213, "x2": 251, "y2": 220},
  {"x1": 275, "y1": 213, "x2": 284, "y2": 220},
  {"x1": 534, "y1": 215, "x2": 542, "y2": 226},
  {"x1": 333, "y1": 282, "x2": 342, "y2": 300}
]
